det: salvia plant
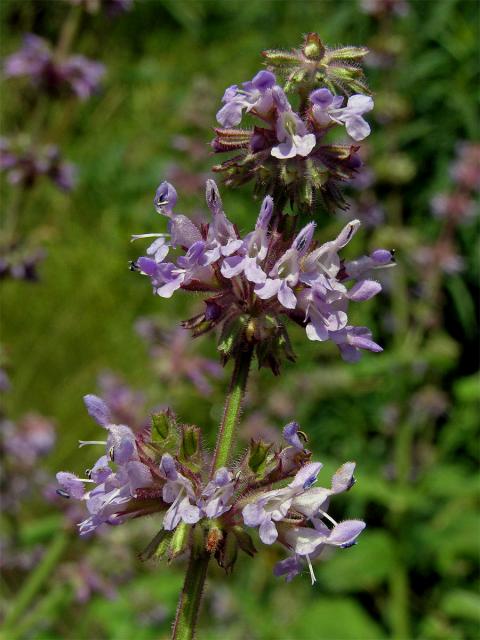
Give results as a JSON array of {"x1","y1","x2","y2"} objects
[{"x1": 56, "y1": 33, "x2": 395, "y2": 639}]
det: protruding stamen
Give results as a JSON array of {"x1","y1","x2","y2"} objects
[
  {"x1": 317, "y1": 508, "x2": 338, "y2": 527},
  {"x1": 306, "y1": 554, "x2": 317, "y2": 585},
  {"x1": 78, "y1": 440, "x2": 106, "y2": 448}
]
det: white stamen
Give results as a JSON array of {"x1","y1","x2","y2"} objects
[
  {"x1": 78, "y1": 440, "x2": 106, "y2": 448},
  {"x1": 317, "y1": 508, "x2": 338, "y2": 527},
  {"x1": 306, "y1": 554, "x2": 316, "y2": 585},
  {"x1": 130, "y1": 233, "x2": 168, "y2": 242}
]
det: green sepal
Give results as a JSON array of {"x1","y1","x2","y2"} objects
[
  {"x1": 151, "y1": 408, "x2": 176, "y2": 441},
  {"x1": 232, "y1": 526, "x2": 257, "y2": 557},
  {"x1": 215, "y1": 531, "x2": 238, "y2": 575},
  {"x1": 262, "y1": 49, "x2": 299, "y2": 66},
  {"x1": 139, "y1": 528, "x2": 173, "y2": 562},
  {"x1": 180, "y1": 425, "x2": 201, "y2": 459},
  {"x1": 248, "y1": 439, "x2": 273, "y2": 473},
  {"x1": 328, "y1": 46, "x2": 369, "y2": 61},
  {"x1": 168, "y1": 522, "x2": 190, "y2": 562}
]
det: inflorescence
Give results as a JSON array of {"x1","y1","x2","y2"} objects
[
  {"x1": 57, "y1": 394, "x2": 365, "y2": 584},
  {"x1": 131, "y1": 179, "x2": 394, "y2": 373}
]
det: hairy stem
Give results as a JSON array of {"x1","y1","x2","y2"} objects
[
  {"x1": 172, "y1": 552, "x2": 210, "y2": 640},
  {"x1": 211, "y1": 345, "x2": 253, "y2": 472}
]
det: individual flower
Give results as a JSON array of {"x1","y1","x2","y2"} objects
[
  {"x1": 216, "y1": 70, "x2": 276, "y2": 128},
  {"x1": 310, "y1": 89, "x2": 374, "y2": 141},
  {"x1": 132, "y1": 180, "x2": 394, "y2": 370}
]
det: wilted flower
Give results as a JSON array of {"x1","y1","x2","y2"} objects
[
  {"x1": 3, "y1": 34, "x2": 105, "y2": 100},
  {"x1": 132, "y1": 180, "x2": 394, "y2": 370}
]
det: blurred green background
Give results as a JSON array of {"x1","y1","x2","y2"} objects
[{"x1": 1, "y1": 0, "x2": 479, "y2": 638}]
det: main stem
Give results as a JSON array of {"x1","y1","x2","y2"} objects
[
  {"x1": 172, "y1": 347, "x2": 253, "y2": 640},
  {"x1": 211, "y1": 345, "x2": 253, "y2": 473},
  {"x1": 172, "y1": 552, "x2": 210, "y2": 640}
]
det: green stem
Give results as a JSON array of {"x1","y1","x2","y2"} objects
[
  {"x1": 56, "y1": 5, "x2": 82, "y2": 60},
  {"x1": 172, "y1": 552, "x2": 210, "y2": 640},
  {"x1": 2, "y1": 530, "x2": 69, "y2": 632},
  {"x1": 211, "y1": 346, "x2": 253, "y2": 472}
]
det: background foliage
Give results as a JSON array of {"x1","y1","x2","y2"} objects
[{"x1": 1, "y1": 1, "x2": 479, "y2": 638}]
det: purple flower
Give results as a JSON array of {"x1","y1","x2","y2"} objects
[
  {"x1": 3, "y1": 34, "x2": 105, "y2": 100},
  {"x1": 283, "y1": 421, "x2": 304, "y2": 450},
  {"x1": 216, "y1": 70, "x2": 276, "y2": 127},
  {"x1": 273, "y1": 555, "x2": 303, "y2": 582},
  {"x1": 220, "y1": 196, "x2": 273, "y2": 284},
  {"x1": 242, "y1": 462, "x2": 322, "y2": 544},
  {"x1": 134, "y1": 181, "x2": 393, "y2": 366},
  {"x1": 0, "y1": 138, "x2": 76, "y2": 192},
  {"x1": 56, "y1": 472, "x2": 86, "y2": 499},
  {"x1": 3, "y1": 34, "x2": 50, "y2": 79},
  {"x1": 330, "y1": 326, "x2": 383, "y2": 362},
  {"x1": 255, "y1": 223, "x2": 316, "y2": 309},
  {"x1": 61, "y1": 56, "x2": 105, "y2": 100},
  {"x1": 271, "y1": 110, "x2": 316, "y2": 160},
  {"x1": 159, "y1": 454, "x2": 201, "y2": 530},
  {"x1": 200, "y1": 468, "x2": 235, "y2": 518},
  {"x1": 84, "y1": 394, "x2": 112, "y2": 426},
  {"x1": 311, "y1": 89, "x2": 374, "y2": 141}
]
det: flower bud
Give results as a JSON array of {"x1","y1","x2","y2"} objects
[
  {"x1": 180, "y1": 425, "x2": 200, "y2": 459},
  {"x1": 151, "y1": 409, "x2": 176, "y2": 441},
  {"x1": 303, "y1": 33, "x2": 325, "y2": 60},
  {"x1": 248, "y1": 439, "x2": 273, "y2": 473}
]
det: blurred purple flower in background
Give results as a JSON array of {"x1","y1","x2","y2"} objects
[
  {"x1": 135, "y1": 320, "x2": 223, "y2": 395},
  {"x1": 0, "y1": 137, "x2": 76, "y2": 191},
  {"x1": 3, "y1": 34, "x2": 105, "y2": 100}
]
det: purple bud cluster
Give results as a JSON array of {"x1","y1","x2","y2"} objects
[
  {"x1": 3, "y1": 34, "x2": 105, "y2": 100},
  {"x1": 57, "y1": 396, "x2": 364, "y2": 583},
  {"x1": 132, "y1": 180, "x2": 394, "y2": 364}
]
